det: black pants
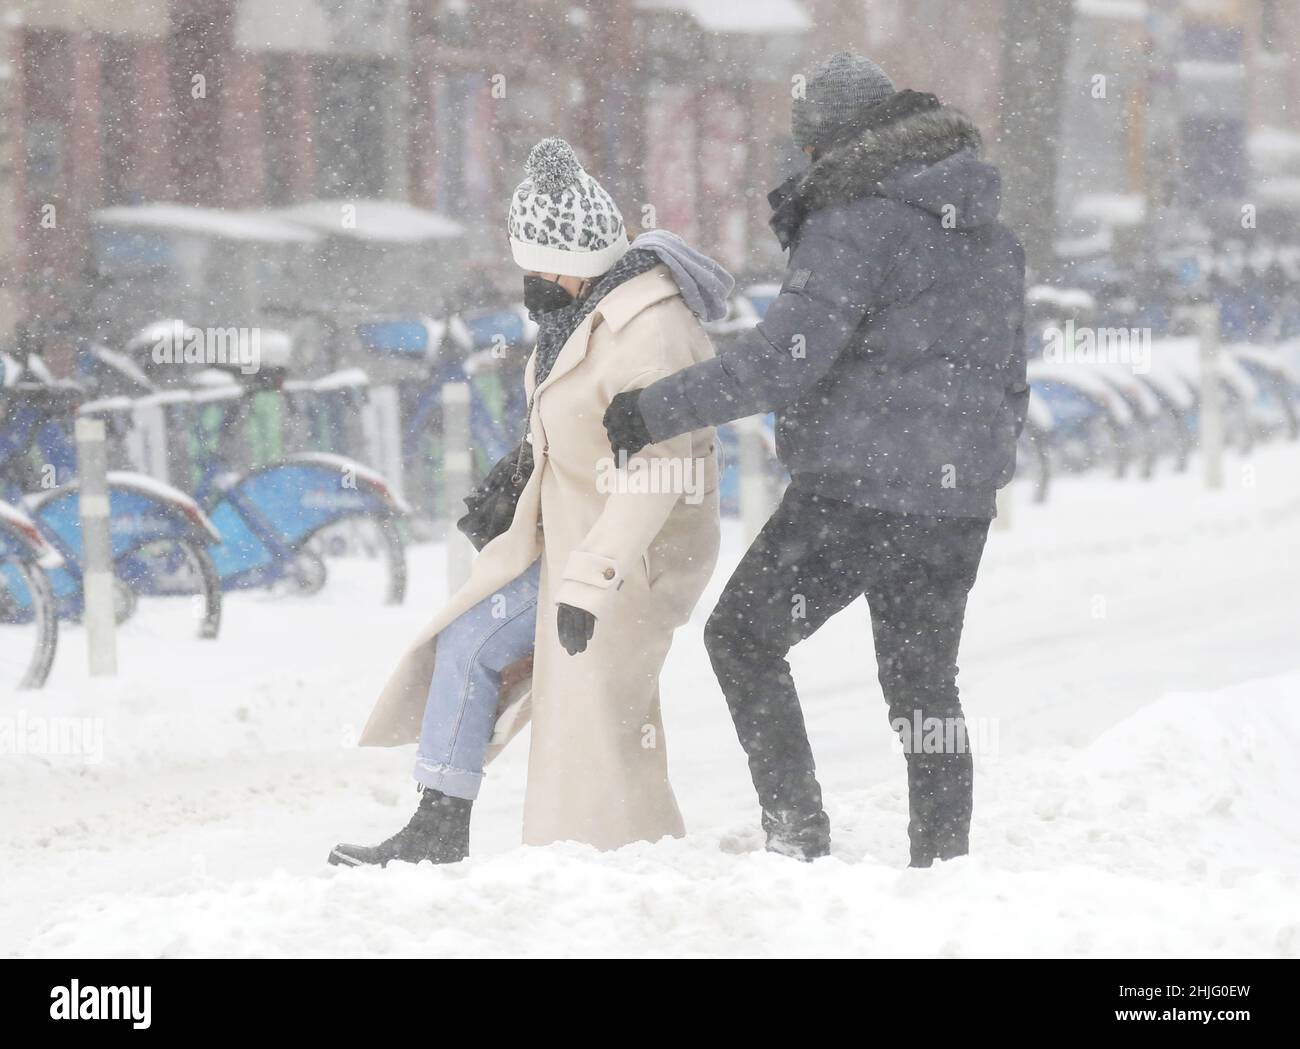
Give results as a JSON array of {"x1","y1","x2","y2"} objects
[{"x1": 704, "y1": 482, "x2": 990, "y2": 865}]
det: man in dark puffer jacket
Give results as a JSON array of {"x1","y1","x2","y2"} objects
[{"x1": 605, "y1": 54, "x2": 1028, "y2": 867}]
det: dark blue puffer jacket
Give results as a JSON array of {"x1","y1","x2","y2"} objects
[{"x1": 639, "y1": 104, "x2": 1027, "y2": 518}]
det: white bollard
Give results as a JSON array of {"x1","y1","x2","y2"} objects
[
  {"x1": 994, "y1": 482, "x2": 1013, "y2": 531},
  {"x1": 76, "y1": 417, "x2": 118, "y2": 676},
  {"x1": 361, "y1": 384, "x2": 406, "y2": 501},
  {"x1": 442, "y1": 383, "x2": 474, "y2": 597},
  {"x1": 128, "y1": 398, "x2": 170, "y2": 481},
  {"x1": 738, "y1": 415, "x2": 774, "y2": 546},
  {"x1": 1197, "y1": 304, "x2": 1224, "y2": 490}
]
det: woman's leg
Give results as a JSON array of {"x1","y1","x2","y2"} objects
[
  {"x1": 413, "y1": 559, "x2": 541, "y2": 799},
  {"x1": 329, "y1": 560, "x2": 540, "y2": 869}
]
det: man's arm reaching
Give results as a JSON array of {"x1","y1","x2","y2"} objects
[{"x1": 608, "y1": 204, "x2": 906, "y2": 456}]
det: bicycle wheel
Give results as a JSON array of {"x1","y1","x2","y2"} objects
[
  {"x1": 1016, "y1": 423, "x2": 1051, "y2": 504},
  {"x1": 299, "y1": 515, "x2": 406, "y2": 606},
  {"x1": 114, "y1": 538, "x2": 223, "y2": 642},
  {"x1": 380, "y1": 515, "x2": 407, "y2": 606},
  {"x1": 0, "y1": 557, "x2": 58, "y2": 689}
]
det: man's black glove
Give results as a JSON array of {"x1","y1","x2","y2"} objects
[
  {"x1": 604, "y1": 389, "x2": 653, "y2": 460},
  {"x1": 557, "y1": 603, "x2": 597, "y2": 656}
]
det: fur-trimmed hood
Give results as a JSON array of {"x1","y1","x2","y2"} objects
[{"x1": 769, "y1": 103, "x2": 999, "y2": 248}]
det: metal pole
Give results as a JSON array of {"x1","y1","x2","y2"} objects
[
  {"x1": 442, "y1": 383, "x2": 473, "y2": 596},
  {"x1": 1198, "y1": 304, "x2": 1224, "y2": 490},
  {"x1": 76, "y1": 417, "x2": 118, "y2": 676}
]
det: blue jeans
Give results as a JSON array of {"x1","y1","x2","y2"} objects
[{"x1": 413, "y1": 560, "x2": 540, "y2": 800}]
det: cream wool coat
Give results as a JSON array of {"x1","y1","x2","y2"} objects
[{"x1": 360, "y1": 266, "x2": 721, "y2": 850}]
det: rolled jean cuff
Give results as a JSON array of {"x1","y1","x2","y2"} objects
[{"x1": 413, "y1": 758, "x2": 485, "y2": 800}]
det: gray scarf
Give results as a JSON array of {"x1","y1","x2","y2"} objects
[{"x1": 530, "y1": 249, "x2": 662, "y2": 387}]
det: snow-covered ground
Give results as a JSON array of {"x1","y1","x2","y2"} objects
[{"x1": 3, "y1": 444, "x2": 1300, "y2": 958}]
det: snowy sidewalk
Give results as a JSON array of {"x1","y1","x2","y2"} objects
[
  {"x1": 16, "y1": 671, "x2": 1300, "y2": 958},
  {"x1": 4, "y1": 443, "x2": 1300, "y2": 957}
]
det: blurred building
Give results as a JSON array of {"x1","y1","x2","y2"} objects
[
  {"x1": 1054, "y1": 0, "x2": 1300, "y2": 263},
  {"x1": 2, "y1": 0, "x2": 1300, "y2": 362},
  {"x1": 2, "y1": 0, "x2": 816, "y2": 362}
]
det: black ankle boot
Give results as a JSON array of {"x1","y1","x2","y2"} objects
[
  {"x1": 329, "y1": 787, "x2": 472, "y2": 868},
  {"x1": 762, "y1": 808, "x2": 831, "y2": 861}
]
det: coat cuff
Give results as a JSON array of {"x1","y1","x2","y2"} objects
[{"x1": 553, "y1": 550, "x2": 623, "y2": 617}]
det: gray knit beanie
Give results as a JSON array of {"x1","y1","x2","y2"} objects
[{"x1": 792, "y1": 52, "x2": 897, "y2": 152}]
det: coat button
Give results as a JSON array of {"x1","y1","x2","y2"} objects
[{"x1": 602, "y1": 567, "x2": 616, "y2": 580}]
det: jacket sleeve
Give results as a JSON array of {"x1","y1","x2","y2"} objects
[
  {"x1": 553, "y1": 363, "x2": 697, "y2": 620},
  {"x1": 638, "y1": 204, "x2": 906, "y2": 441}
]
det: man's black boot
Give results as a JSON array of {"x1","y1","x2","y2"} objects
[{"x1": 762, "y1": 807, "x2": 831, "y2": 861}]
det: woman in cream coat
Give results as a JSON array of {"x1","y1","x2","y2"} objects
[{"x1": 331, "y1": 139, "x2": 730, "y2": 866}]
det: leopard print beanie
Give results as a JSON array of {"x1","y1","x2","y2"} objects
[{"x1": 508, "y1": 138, "x2": 629, "y2": 278}]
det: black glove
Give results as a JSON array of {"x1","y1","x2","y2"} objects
[
  {"x1": 604, "y1": 389, "x2": 653, "y2": 460},
  {"x1": 557, "y1": 603, "x2": 597, "y2": 656}
]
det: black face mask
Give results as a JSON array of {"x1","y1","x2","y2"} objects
[{"x1": 523, "y1": 275, "x2": 576, "y2": 318}]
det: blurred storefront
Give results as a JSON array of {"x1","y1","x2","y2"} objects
[{"x1": 3, "y1": 0, "x2": 1300, "y2": 358}]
